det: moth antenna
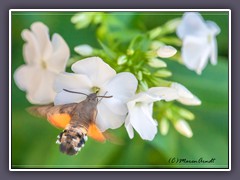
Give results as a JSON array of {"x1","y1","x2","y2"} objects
[
  {"x1": 97, "y1": 91, "x2": 113, "y2": 103},
  {"x1": 63, "y1": 89, "x2": 88, "y2": 96}
]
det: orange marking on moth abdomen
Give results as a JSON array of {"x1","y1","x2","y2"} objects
[
  {"x1": 48, "y1": 113, "x2": 71, "y2": 129},
  {"x1": 87, "y1": 123, "x2": 106, "y2": 142}
]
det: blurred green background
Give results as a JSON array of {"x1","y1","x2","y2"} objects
[{"x1": 11, "y1": 11, "x2": 229, "y2": 169}]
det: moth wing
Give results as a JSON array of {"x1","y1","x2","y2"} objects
[
  {"x1": 102, "y1": 131, "x2": 124, "y2": 145},
  {"x1": 87, "y1": 123, "x2": 106, "y2": 142},
  {"x1": 47, "y1": 113, "x2": 71, "y2": 129},
  {"x1": 27, "y1": 103, "x2": 78, "y2": 129}
]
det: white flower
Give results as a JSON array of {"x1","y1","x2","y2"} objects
[
  {"x1": 74, "y1": 44, "x2": 93, "y2": 56},
  {"x1": 54, "y1": 56, "x2": 138, "y2": 131},
  {"x1": 14, "y1": 22, "x2": 70, "y2": 104},
  {"x1": 176, "y1": 12, "x2": 220, "y2": 74},
  {"x1": 125, "y1": 83, "x2": 200, "y2": 140},
  {"x1": 157, "y1": 45, "x2": 177, "y2": 58},
  {"x1": 124, "y1": 92, "x2": 159, "y2": 141}
]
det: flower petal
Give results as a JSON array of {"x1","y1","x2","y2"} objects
[
  {"x1": 177, "y1": 12, "x2": 209, "y2": 39},
  {"x1": 206, "y1": 21, "x2": 221, "y2": 35},
  {"x1": 147, "y1": 87, "x2": 179, "y2": 102},
  {"x1": 100, "y1": 97, "x2": 127, "y2": 115},
  {"x1": 14, "y1": 66, "x2": 56, "y2": 104},
  {"x1": 196, "y1": 44, "x2": 211, "y2": 75},
  {"x1": 71, "y1": 57, "x2": 116, "y2": 86},
  {"x1": 127, "y1": 92, "x2": 159, "y2": 111},
  {"x1": 47, "y1": 33, "x2": 70, "y2": 73},
  {"x1": 26, "y1": 70, "x2": 57, "y2": 104},
  {"x1": 171, "y1": 82, "x2": 201, "y2": 106},
  {"x1": 177, "y1": 96, "x2": 201, "y2": 106},
  {"x1": 181, "y1": 36, "x2": 210, "y2": 74},
  {"x1": 96, "y1": 102, "x2": 126, "y2": 131},
  {"x1": 21, "y1": 30, "x2": 41, "y2": 65},
  {"x1": 14, "y1": 65, "x2": 36, "y2": 91},
  {"x1": 103, "y1": 72, "x2": 138, "y2": 103},
  {"x1": 128, "y1": 103, "x2": 157, "y2": 141},
  {"x1": 124, "y1": 115, "x2": 134, "y2": 139},
  {"x1": 30, "y1": 22, "x2": 53, "y2": 60},
  {"x1": 54, "y1": 91, "x2": 87, "y2": 105},
  {"x1": 54, "y1": 73, "x2": 92, "y2": 92},
  {"x1": 210, "y1": 37, "x2": 218, "y2": 65},
  {"x1": 54, "y1": 73, "x2": 92, "y2": 105}
]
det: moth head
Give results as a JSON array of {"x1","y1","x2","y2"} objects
[{"x1": 56, "y1": 128, "x2": 87, "y2": 156}]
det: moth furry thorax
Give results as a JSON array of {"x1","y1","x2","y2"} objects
[{"x1": 56, "y1": 125, "x2": 88, "y2": 156}]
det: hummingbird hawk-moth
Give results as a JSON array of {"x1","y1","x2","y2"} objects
[{"x1": 28, "y1": 89, "x2": 113, "y2": 156}]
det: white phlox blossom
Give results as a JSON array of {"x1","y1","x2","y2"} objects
[
  {"x1": 14, "y1": 22, "x2": 70, "y2": 104},
  {"x1": 177, "y1": 12, "x2": 220, "y2": 74}
]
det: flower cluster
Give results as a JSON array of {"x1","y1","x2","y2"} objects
[{"x1": 14, "y1": 12, "x2": 220, "y2": 141}]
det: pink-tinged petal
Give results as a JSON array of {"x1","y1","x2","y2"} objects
[
  {"x1": 30, "y1": 22, "x2": 53, "y2": 60},
  {"x1": 181, "y1": 36, "x2": 209, "y2": 73},
  {"x1": 47, "y1": 33, "x2": 70, "y2": 73},
  {"x1": 177, "y1": 12, "x2": 209, "y2": 39},
  {"x1": 128, "y1": 103, "x2": 157, "y2": 141},
  {"x1": 124, "y1": 115, "x2": 134, "y2": 139},
  {"x1": 103, "y1": 72, "x2": 138, "y2": 103},
  {"x1": 26, "y1": 69, "x2": 57, "y2": 104},
  {"x1": 21, "y1": 30, "x2": 41, "y2": 65},
  {"x1": 71, "y1": 57, "x2": 116, "y2": 86},
  {"x1": 96, "y1": 102, "x2": 126, "y2": 131}
]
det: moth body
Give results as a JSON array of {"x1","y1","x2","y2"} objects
[{"x1": 57, "y1": 93, "x2": 98, "y2": 155}]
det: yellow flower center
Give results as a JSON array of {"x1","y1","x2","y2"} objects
[
  {"x1": 41, "y1": 60, "x2": 47, "y2": 69},
  {"x1": 92, "y1": 86, "x2": 100, "y2": 93}
]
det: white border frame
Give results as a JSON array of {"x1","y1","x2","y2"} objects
[{"x1": 9, "y1": 9, "x2": 231, "y2": 171}]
